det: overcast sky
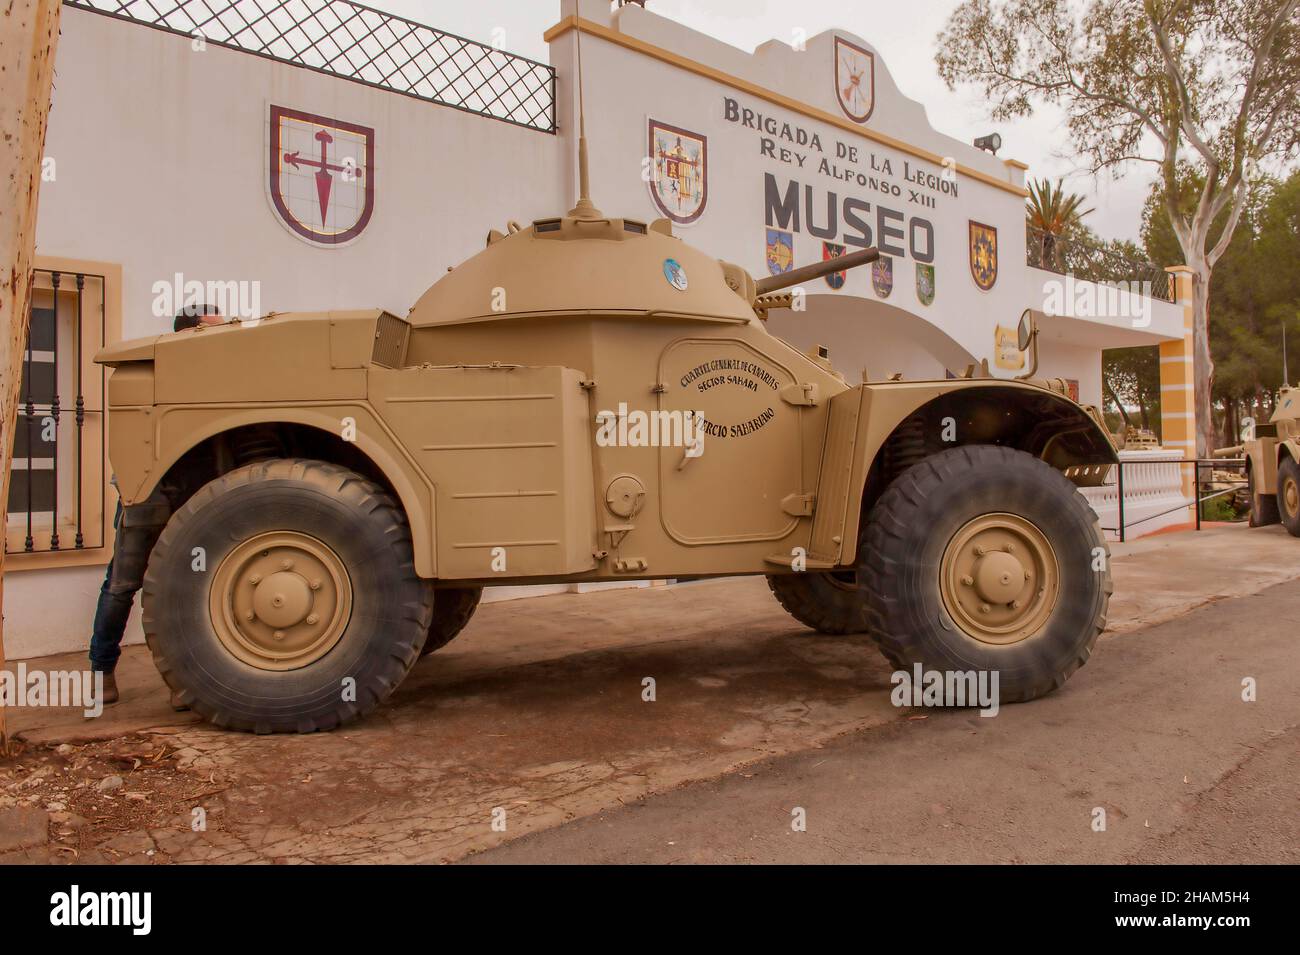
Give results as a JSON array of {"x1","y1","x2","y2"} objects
[{"x1": 384, "y1": 0, "x2": 1156, "y2": 245}]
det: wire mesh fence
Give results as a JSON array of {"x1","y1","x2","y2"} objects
[
  {"x1": 1026, "y1": 225, "x2": 1173, "y2": 303},
  {"x1": 66, "y1": 0, "x2": 556, "y2": 132}
]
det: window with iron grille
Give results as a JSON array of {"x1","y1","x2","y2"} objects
[{"x1": 5, "y1": 267, "x2": 111, "y2": 561}]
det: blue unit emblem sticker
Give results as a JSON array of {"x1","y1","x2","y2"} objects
[{"x1": 663, "y1": 258, "x2": 689, "y2": 290}]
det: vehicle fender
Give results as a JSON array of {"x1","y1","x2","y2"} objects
[
  {"x1": 807, "y1": 380, "x2": 1117, "y2": 567},
  {"x1": 122, "y1": 403, "x2": 437, "y2": 578}
]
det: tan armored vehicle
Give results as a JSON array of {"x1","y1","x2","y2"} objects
[
  {"x1": 97, "y1": 157, "x2": 1117, "y2": 731},
  {"x1": 1219, "y1": 385, "x2": 1300, "y2": 535},
  {"x1": 1116, "y1": 426, "x2": 1160, "y2": 451}
]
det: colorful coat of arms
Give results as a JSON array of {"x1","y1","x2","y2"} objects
[
  {"x1": 872, "y1": 256, "x2": 893, "y2": 298},
  {"x1": 648, "y1": 120, "x2": 707, "y2": 224},
  {"x1": 969, "y1": 221, "x2": 998, "y2": 291},
  {"x1": 268, "y1": 105, "x2": 374, "y2": 246},
  {"x1": 834, "y1": 37, "x2": 875, "y2": 124},
  {"x1": 915, "y1": 263, "x2": 936, "y2": 306},
  {"x1": 823, "y1": 242, "x2": 847, "y2": 289},
  {"x1": 766, "y1": 229, "x2": 794, "y2": 276}
]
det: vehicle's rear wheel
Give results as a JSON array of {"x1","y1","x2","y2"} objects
[
  {"x1": 142, "y1": 459, "x2": 434, "y2": 733},
  {"x1": 1248, "y1": 466, "x2": 1280, "y2": 527},
  {"x1": 859, "y1": 445, "x2": 1110, "y2": 703},
  {"x1": 1276, "y1": 458, "x2": 1300, "y2": 537},
  {"x1": 767, "y1": 571, "x2": 867, "y2": 634},
  {"x1": 419, "y1": 586, "x2": 483, "y2": 656}
]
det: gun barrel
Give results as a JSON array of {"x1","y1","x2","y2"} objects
[{"x1": 754, "y1": 247, "x2": 879, "y2": 296}]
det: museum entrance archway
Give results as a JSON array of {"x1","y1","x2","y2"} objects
[{"x1": 765, "y1": 295, "x2": 977, "y2": 382}]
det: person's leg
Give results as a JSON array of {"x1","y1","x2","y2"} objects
[
  {"x1": 88, "y1": 555, "x2": 136, "y2": 673},
  {"x1": 88, "y1": 501, "x2": 162, "y2": 703}
]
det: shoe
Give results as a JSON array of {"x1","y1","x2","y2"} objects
[
  {"x1": 169, "y1": 690, "x2": 190, "y2": 713},
  {"x1": 100, "y1": 671, "x2": 119, "y2": 705}
]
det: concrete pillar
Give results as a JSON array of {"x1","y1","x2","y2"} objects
[
  {"x1": 1159, "y1": 266, "x2": 1197, "y2": 458},
  {"x1": 1159, "y1": 266, "x2": 1198, "y2": 523}
]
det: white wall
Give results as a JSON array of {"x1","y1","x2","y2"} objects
[{"x1": 4, "y1": 565, "x2": 142, "y2": 661}]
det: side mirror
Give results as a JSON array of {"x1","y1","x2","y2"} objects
[
  {"x1": 1015, "y1": 309, "x2": 1040, "y2": 380},
  {"x1": 1017, "y1": 309, "x2": 1035, "y2": 351}
]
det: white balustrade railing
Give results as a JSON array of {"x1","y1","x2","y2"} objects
[{"x1": 1079, "y1": 449, "x2": 1193, "y2": 539}]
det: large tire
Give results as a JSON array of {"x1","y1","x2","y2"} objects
[
  {"x1": 767, "y1": 572, "x2": 867, "y2": 634},
  {"x1": 1276, "y1": 457, "x2": 1300, "y2": 537},
  {"x1": 859, "y1": 445, "x2": 1110, "y2": 704},
  {"x1": 1248, "y1": 466, "x2": 1280, "y2": 527},
  {"x1": 419, "y1": 587, "x2": 483, "y2": 656},
  {"x1": 142, "y1": 459, "x2": 434, "y2": 733}
]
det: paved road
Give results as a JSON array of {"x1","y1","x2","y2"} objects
[{"x1": 467, "y1": 579, "x2": 1300, "y2": 864}]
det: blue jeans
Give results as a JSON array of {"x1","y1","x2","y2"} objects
[{"x1": 88, "y1": 500, "x2": 157, "y2": 673}]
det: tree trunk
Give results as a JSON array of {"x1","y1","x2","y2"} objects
[
  {"x1": 0, "y1": 0, "x2": 63, "y2": 752},
  {"x1": 1104, "y1": 375, "x2": 1132, "y2": 428},
  {"x1": 1189, "y1": 258, "x2": 1216, "y2": 458}
]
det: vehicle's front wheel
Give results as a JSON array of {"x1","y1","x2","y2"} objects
[
  {"x1": 767, "y1": 571, "x2": 867, "y2": 634},
  {"x1": 859, "y1": 445, "x2": 1110, "y2": 704},
  {"x1": 142, "y1": 459, "x2": 434, "y2": 733},
  {"x1": 1276, "y1": 457, "x2": 1300, "y2": 537}
]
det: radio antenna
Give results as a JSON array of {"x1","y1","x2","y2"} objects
[{"x1": 568, "y1": 22, "x2": 601, "y2": 219}]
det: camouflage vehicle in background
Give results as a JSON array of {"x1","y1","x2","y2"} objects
[
  {"x1": 96, "y1": 165, "x2": 1118, "y2": 732},
  {"x1": 1219, "y1": 384, "x2": 1300, "y2": 535}
]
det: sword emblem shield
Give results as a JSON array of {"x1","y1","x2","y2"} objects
[{"x1": 268, "y1": 105, "x2": 375, "y2": 246}]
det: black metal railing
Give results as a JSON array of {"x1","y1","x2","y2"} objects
[
  {"x1": 6, "y1": 270, "x2": 107, "y2": 556},
  {"x1": 1100, "y1": 457, "x2": 1247, "y2": 542},
  {"x1": 65, "y1": 0, "x2": 557, "y2": 132},
  {"x1": 1026, "y1": 225, "x2": 1174, "y2": 303}
]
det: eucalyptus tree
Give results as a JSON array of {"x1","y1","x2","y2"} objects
[{"x1": 938, "y1": 0, "x2": 1300, "y2": 453}]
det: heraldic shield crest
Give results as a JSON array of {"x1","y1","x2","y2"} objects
[
  {"x1": 872, "y1": 256, "x2": 893, "y2": 298},
  {"x1": 648, "y1": 120, "x2": 707, "y2": 224},
  {"x1": 766, "y1": 229, "x2": 794, "y2": 276},
  {"x1": 823, "y1": 241, "x2": 847, "y2": 289},
  {"x1": 268, "y1": 105, "x2": 375, "y2": 246},
  {"x1": 916, "y1": 263, "x2": 936, "y2": 306},
  {"x1": 834, "y1": 37, "x2": 875, "y2": 123},
  {"x1": 969, "y1": 221, "x2": 998, "y2": 291}
]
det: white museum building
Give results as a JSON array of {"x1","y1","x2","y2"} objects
[{"x1": 7, "y1": 0, "x2": 1196, "y2": 659}]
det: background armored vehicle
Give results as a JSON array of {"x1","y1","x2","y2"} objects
[
  {"x1": 97, "y1": 163, "x2": 1118, "y2": 731},
  {"x1": 1218, "y1": 385, "x2": 1300, "y2": 535}
]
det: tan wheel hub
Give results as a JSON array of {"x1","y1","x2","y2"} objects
[
  {"x1": 209, "y1": 531, "x2": 352, "y2": 670},
  {"x1": 1285, "y1": 477, "x2": 1298, "y2": 517},
  {"x1": 940, "y1": 513, "x2": 1060, "y2": 645}
]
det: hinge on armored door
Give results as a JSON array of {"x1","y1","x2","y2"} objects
[
  {"x1": 780, "y1": 382, "x2": 818, "y2": 406},
  {"x1": 781, "y1": 492, "x2": 816, "y2": 517}
]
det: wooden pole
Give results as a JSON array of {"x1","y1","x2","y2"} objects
[{"x1": 0, "y1": 0, "x2": 63, "y2": 753}]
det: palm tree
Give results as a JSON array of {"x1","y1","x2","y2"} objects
[{"x1": 1026, "y1": 178, "x2": 1094, "y2": 269}]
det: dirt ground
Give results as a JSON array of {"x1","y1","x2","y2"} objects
[{"x1": 1, "y1": 522, "x2": 1297, "y2": 864}]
